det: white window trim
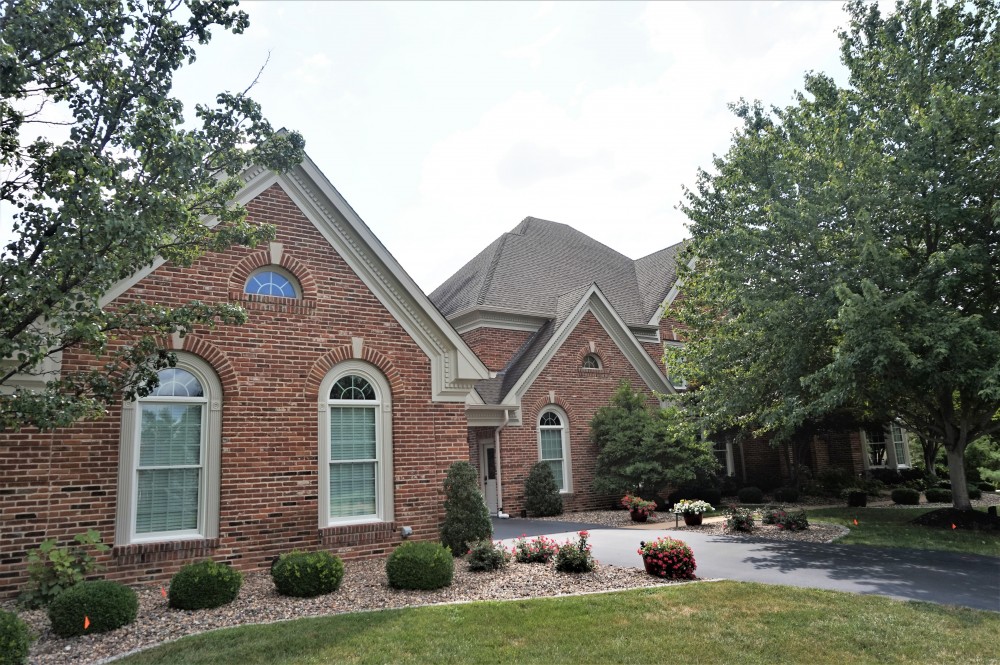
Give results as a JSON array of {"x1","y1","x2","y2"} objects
[
  {"x1": 861, "y1": 422, "x2": 911, "y2": 470},
  {"x1": 537, "y1": 406, "x2": 572, "y2": 494},
  {"x1": 244, "y1": 265, "x2": 301, "y2": 298},
  {"x1": 116, "y1": 354, "x2": 222, "y2": 546},
  {"x1": 582, "y1": 354, "x2": 602, "y2": 370},
  {"x1": 715, "y1": 440, "x2": 736, "y2": 476},
  {"x1": 318, "y1": 360, "x2": 394, "y2": 528}
]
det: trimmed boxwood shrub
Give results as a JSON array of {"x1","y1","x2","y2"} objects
[
  {"x1": 890, "y1": 488, "x2": 921, "y2": 505},
  {"x1": 0, "y1": 610, "x2": 32, "y2": 665},
  {"x1": 271, "y1": 550, "x2": 344, "y2": 598},
  {"x1": 846, "y1": 490, "x2": 867, "y2": 507},
  {"x1": 925, "y1": 487, "x2": 953, "y2": 503},
  {"x1": 47, "y1": 580, "x2": 137, "y2": 638},
  {"x1": 737, "y1": 486, "x2": 764, "y2": 504},
  {"x1": 386, "y1": 541, "x2": 454, "y2": 590},
  {"x1": 168, "y1": 560, "x2": 242, "y2": 610},
  {"x1": 978, "y1": 481, "x2": 997, "y2": 492},
  {"x1": 968, "y1": 488, "x2": 982, "y2": 500},
  {"x1": 773, "y1": 486, "x2": 799, "y2": 503},
  {"x1": 524, "y1": 462, "x2": 563, "y2": 517}
]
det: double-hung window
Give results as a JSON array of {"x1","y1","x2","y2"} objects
[{"x1": 538, "y1": 409, "x2": 571, "y2": 492}]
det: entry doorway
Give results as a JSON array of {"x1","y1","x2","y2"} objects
[{"x1": 478, "y1": 437, "x2": 498, "y2": 514}]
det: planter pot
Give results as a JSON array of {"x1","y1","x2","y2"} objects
[
  {"x1": 642, "y1": 557, "x2": 664, "y2": 577},
  {"x1": 630, "y1": 509, "x2": 649, "y2": 523},
  {"x1": 683, "y1": 513, "x2": 703, "y2": 527}
]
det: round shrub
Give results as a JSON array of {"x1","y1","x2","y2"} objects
[
  {"x1": 47, "y1": 580, "x2": 137, "y2": 638},
  {"x1": 168, "y1": 560, "x2": 242, "y2": 610},
  {"x1": 524, "y1": 462, "x2": 563, "y2": 517},
  {"x1": 925, "y1": 487, "x2": 953, "y2": 504},
  {"x1": 271, "y1": 550, "x2": 344, "y2": 598},
  {"x1": 466, "y1": 540, "x2": 509, "y2": 573},
  {"x1": 0, "y1": 610, "x2": 32, "y2": 665},
  {"x1": 978, "y1": 481, "x2": 996, "y2": 492},
  {"x1": 846, "y1": 489, "x2": 867, "y2": 507},
  {"x1": 386, "y1": 541, "x2": 454, "y2": 590},
  {"x1": 737, "y1": 486, "x2": 764, "y2": 504},
  {"x1": 773, "y1": 486, "x2": 799, "y2": 503},
  {"x1": 441, "y1": 461, "x2": 493, "y2": 555},
  {"x1": 968, "y1": 488, "x2": 982, "y2": 500},
  {"x1": 890, "y1": 488, "x2": 921, "y2": 505}
]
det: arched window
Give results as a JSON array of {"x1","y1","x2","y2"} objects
[
  {"x1": 538, "y1": 408, "x2": 571, "y2": 492},
  {"x1": 582, "y1": 354, "x2": 601, "y2": 370},
  {"x1": 117, "y1": 356, "x2": 222, "y2": 545},
  {"x1": 244, "y1": 267, "x2": 299, "y2": 298},
  {"x1": 319, "y1": 361, "x2": 394, "y2": 526}
]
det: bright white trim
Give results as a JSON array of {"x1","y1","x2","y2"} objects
[
  {"x1": 450, "y1": 309, "x2": 549, "y2": 334},
  {"x1": 648, "y1": 255, "x2": 696, "y2": 326},
  {"x1": 318, "y1": 360, "x2": 394, "y2": 528}
]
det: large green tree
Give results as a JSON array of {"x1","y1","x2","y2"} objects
[
  {"x1": 673, "y1": 0, "x2": 999, "y2": 511},
  {"x1": 591, "y1": 381, "x2": 719, "y2": 498},
  {"x1": 0, "y1": 0, "x2": 304, "y2": 430}
]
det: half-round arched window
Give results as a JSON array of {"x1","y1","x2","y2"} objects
[
  {"x1": 582, "y1": 354, "x2": 601, "y2": 370},
  {"x1": 244, "y1": 267, "x2": 299, "y2": 298}
]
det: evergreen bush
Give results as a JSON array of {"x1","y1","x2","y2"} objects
[
  {"x1": 524, "y1": 462, "x2": 564, "y2": 517},
  {"x1": 386, "y1": 541, "x2": 454, "y2": 590},
  {"x1": 773, "y1": 486, "x2": 799, "y2": 502},
  {"x1": 270, "y1": 551, "x2": 344, "y2": 598},
  {"x1": 0, "y1": 610, "x2": 32, "y2": 665},
  {"x1": 47, "y1": 580, "x2": 137, "y2": 638},
  {"x1": 967, "y1": 488, "x2": 982, "y2": 500},
  {"x1": 440, "y1": 461, "x2": 492, "y2": 556},
  {"x1": 890, "y1": 488, "x2": 921, "y2": 505},
  {"x1": 737, "y1": 486, "x2": 764, "y2": 504},
  {"x1": 466, "y1": 540, "x2": 509, "y2": 572},
  {"x1": 168, "y1": 560, "x2": 243, "y2": 610},
  {"x1": 925, "y1": 487, "x2": 953, "y2": 503}
]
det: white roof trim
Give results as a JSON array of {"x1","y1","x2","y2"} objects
[
  {"x1": 502, "y1": 283, "x2": 674, "y2": 406},
  {"x1": 96, "y1": 153, "x2": 489, "y2": 402}
]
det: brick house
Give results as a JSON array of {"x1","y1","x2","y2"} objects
[
  {"x1": 0, "y1": 153, "x2": 489, "y2": 597},
  {"x1": 429, "y1": 218, "x2": 913, "y2": 515}
]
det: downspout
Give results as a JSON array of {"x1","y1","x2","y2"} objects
[{"x1": 494, "y1": 408, "x2": 511, "y2": 517}]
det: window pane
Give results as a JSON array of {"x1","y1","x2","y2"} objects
[
  {"x1": 583, "y1": 355, "x2": 599, "y2": 369},
  {"x1": 546, "y1": 460, "x2": 564, "y2": 490},
  {"x1": 866, "y1": 428, "x2": 887, "y2": 467},
  {"x1": 331, "y1": 407, "x2": 376, "y2": 461},
  {"x1": 139, "y1": 404, "x2": 202, "y2": 467},
  {"x1": 136, "y1": 468, "x2": 199, "y2": 533},
  {"x1": 330, "y1": 462, "x2": 376, "y2": 517},
  {"x1": 245, "y1": 270, "x2": 296, "y2": 297},
  {"x1": 150, "y1": 368, "x2": 204, "y2": 397},
  {"x1": 713, "y1": 441, "x2": 729, "y2": 470},
  {"x1": 540, "y1": 429, "x2": 563, "y2": 461},
  {"x1": 330, "y1": 375, "x2": 376, "y2": 401},
  {"x1": 539, "y1": 412, "x2": 561, "y2": 427},
  {"x1": 891, "y1": 424, "x2": 907, "y2": 465}
]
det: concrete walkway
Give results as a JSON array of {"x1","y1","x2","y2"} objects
[{"x1": 492, "y1": 518, "x2": 1000, "y2": 612}]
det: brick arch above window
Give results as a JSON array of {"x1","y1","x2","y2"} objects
[
  {"x1": 573, "y1": 344, "x2": 609, "y2": 377},
  {"x1": 527, "y1": 393, "x2": 579, "y2": 425},
  {"x1": 305, "y1": 344, "x2": 403, "y2": 401},
  {"x1": 164, "y1": 334, "x2": 240, "y2": 399},
  {"x1": 228, "y1": 247, "x2": 318, "y2": 315}
]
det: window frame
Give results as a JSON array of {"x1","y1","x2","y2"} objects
[
  {"x1": 862, "y1": 422, "x2": 911, "y2": 470},
  {"x1": 582, "y1": 354, "x2": 601, "y2": 370},
  {"x1": 318, "y1": 361, "x2": 394, "y2": 528},
  {"x1": 244, "y1": 266, "x2": 301, "y2": 299},
  {"x1": 116, "y1": 354, "x2": 222, "y2": 546},
  {"x1": 713, "y1": 439, "x2": 736, "y2": 476},
  {"x1": 537, "y1": 406, "x2": 572, "y2": 493}
]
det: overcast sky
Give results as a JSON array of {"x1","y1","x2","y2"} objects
[{"x1": 13, "y1": 1, "x2": 875, "y2": 293}]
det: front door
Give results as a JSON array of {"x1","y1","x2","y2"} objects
[{"x1": 479, "y1": 439, "x2": 498, "y2": 514}]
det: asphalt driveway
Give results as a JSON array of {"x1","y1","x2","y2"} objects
[{"x1": 492, "y1": 518, "x2": 1000, "y2": 612}]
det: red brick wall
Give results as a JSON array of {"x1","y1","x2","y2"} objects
[
  {"x1": 494, "y1": 312, "x2": 661, "y2": 515},
  {"x1": 460, "y1": 327, "x2": 534, "y2": 372},
  {"x1": 0, "y1": 184, "x2": 469, "y2": 597}
]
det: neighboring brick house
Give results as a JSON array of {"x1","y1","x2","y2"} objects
[
  {"x1": 0, "y1": 153, "x2": 489, "y2": 597},
  {"x1": 430, "y1": 218, "x2": 913, "y2": 515}
]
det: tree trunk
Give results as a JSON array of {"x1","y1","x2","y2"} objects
[
  {"x1": 922, "y1": 440, "x2": 940, "y2": 480},
  {"x1": 945, "y1": 445, "x2": 972, "y2": 511}
]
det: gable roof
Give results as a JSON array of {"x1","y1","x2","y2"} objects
[
  {"x1": 430, "y1": 217, "x2": 685, "y2": 327},
  {"x1": 473, "y1": 283, "x2": 674, "y2": 411},
  {"x1": 100, "y1": 151, "x2": 490, "y2": 402}
]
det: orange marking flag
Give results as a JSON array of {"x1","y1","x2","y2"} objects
[
  {"x1": 952, "y1": 523, "x2": 957, "y2": 529},
  {"x1": 853, "y1": 518, "x2": 858, "y2": 526},
  {"x1": 161, "y1": 587, "x2": 167, "y2": 598},
  {"x1": 84, "y1": 616, "x2": 90, "y2": 630}
]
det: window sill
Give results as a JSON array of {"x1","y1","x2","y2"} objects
[
  {"x1": 229, "y1": 290, "x2": 317, "y2": 316},
  {"x1": 319, "y1": 521, "x2": 397, "y2": 548},
  {"x1": 112, "y1": 538, "x2": 218, "y2": 563}
]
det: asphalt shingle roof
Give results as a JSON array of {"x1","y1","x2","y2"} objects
[{"x1": 431, "y1": 217, "x2": 684, "y2": 326}]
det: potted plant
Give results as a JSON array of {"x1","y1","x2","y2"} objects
[
  {"x1": 637, "y1": 537, "x2": 697, "y2": 579},
  {"x1": 672, "y1": 499, "x2": 714, "y2": 526},
  {"x1": 621, "y1": 494, "x2": 656, "y2": 522}
]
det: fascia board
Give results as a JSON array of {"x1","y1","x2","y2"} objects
[{"x1": 502, "y1": 284, "x2": 674, "y2": 406}]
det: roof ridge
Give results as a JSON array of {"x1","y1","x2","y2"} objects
[{"x1": 476, "y1": 232, "x2": 510, "y2": 306}]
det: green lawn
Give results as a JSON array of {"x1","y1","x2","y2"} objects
[
  {"x1": 808, "y1": 507, "x2": 1000, "y2": 557},
  {"x1": 121, "y1": 582, "x2": 998, "y2": 665}
]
